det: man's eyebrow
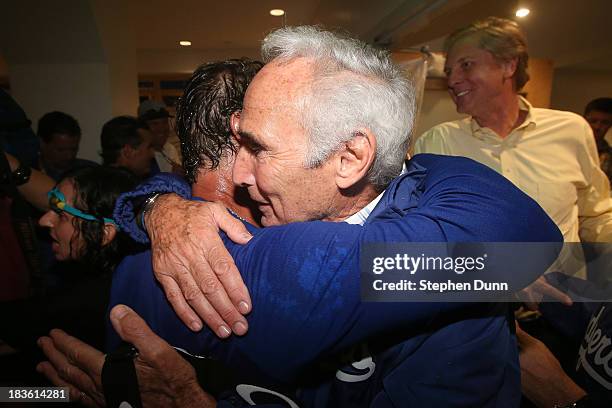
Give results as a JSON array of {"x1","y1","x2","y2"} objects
[
  {"x1": 237, "y1": 130, "x2": 267, "y2": 149},
  {"x1": 444, "y1": 56, "x2": 469, "y2": 71}
]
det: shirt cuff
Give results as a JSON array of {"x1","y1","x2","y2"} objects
[{"x1": 113, "y1": 173, "x2": 192, "y2": 244}]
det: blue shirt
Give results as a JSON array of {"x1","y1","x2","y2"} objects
[{"x1": 110, "y1": 154, "x2": 562, "y2": 407}]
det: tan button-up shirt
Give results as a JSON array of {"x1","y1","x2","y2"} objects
[{"x1": 415, "y1": 98, "x2": 612, "y2": 277}]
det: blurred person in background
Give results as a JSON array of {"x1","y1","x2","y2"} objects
[
  {"x1": 0, "y1": 165, "x2": 139, "y2": 386},
  {"x1": 414, "y1": 16, "x2": 612, "y2": 407},
  {"x1": 584, "y1": 98, "x2": 612, "y2": 182},
  {"x1": 584, "y1": 98, "x2": 612, "y2": 144},
  {"x1": 0, "y1": 89, "x2": 38, "y2": 166},
  {"x1": 414, "y1": 17, "x2": 612, "y2": 278},
  {"x1": 1, "y1": 93, "x2": 43, "y2": 302},
  {"x1": 138, "y1": 100, "x2": 181, "y2": 173},
  {"x1": 35, "y1": 111, "x2": 97, "y2": 181},
  {"x1": 100, "y1": 116, "x2": 156, "y2": 179}
]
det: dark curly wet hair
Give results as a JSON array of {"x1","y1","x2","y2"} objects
[
  {"x1": 60, "y1": 166, "x2": 139, "y2": 273},
  {"x1": 175, "y1": 58, "x2": 263, "y2": 184}
]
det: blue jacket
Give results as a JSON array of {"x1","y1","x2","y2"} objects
[{"x1": 110, "y1": 154, "x2": 562, "y2": 407}]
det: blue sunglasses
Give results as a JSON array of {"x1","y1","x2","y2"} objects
[{"x1": 47, "y1": 188, "x2": 117, "y2": 226}]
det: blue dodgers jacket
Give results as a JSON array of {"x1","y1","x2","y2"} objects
[{"x1": 109, "y1": 154, "x2": 562, "y2": 407}]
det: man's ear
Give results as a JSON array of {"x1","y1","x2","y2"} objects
[
  {"x1": 335, "y1": 129, "x2": 376, "y2": 190},
  {"x1": 230, "y1": 112, "x2": 240, "y2": 137},
  {"x1": 102, "y1": 223, "x2": 117, "y2": 247},
  {"x1": 502, "y1": 58, "x2": 518, "y2": 81}
]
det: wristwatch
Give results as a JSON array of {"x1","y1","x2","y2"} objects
[
  {"x1": 12, "y1": 164, "x2": 32, "y2": 186},
  {"x1": 136, "y1": 192, "x2": 162, "y2": 233}
]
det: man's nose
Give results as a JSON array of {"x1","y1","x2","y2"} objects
[
  {"x1": 232, "y1": 147, "x2": 256, "y2": 187},
  {"x1": 446, "y1": 66, "x2": 464, "y2": 88}
]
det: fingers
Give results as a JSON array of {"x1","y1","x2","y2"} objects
[
  {"x1": 111, "y1": 304, "x2": 206, "y2": 407},
  {"x1": 157, "y1": 272, "x2": 204, "y2": 331},
  {"x1": 37, "y1": 335, "x2": 103, "y2": 406},
  {"x1": 158, "y1": 274, "x2": 233, "y2": 337},
  {"x1": 212, "y1": 202, "x2": 253, "y2": 244},
  {"x1": 155, "y1": 247, "x2": 242, "y2": 337},
  {"x1": 519, "y1": 277, "x2": 573, "y2": 309},
  {"x1": 192, "y1": 244, "x2": 249, "y2": 336},
  {"x1": 110, "y1": 305, "x2": 175, "y2": 363},
  {"x1": 210, "y1": 204, "x2": 253, "y2": 317},
  {"x1": 36, "y1": 360, "x2": 71, "y2": 388},
  {"x1": 110, "y1": 304, "x2": 196, "y2": 377},
  {"x1": 149, "y1": 197, "x2": 252, "y2": 337},
  {"x1": 36, "y1": 362, "x2": 99, "y2": 407},
  {"x1": 182, "y1": 203, "x2": 250, "y2": 336},
  {"x1": 515, "y1": 321, "x2": 527, "y2": 342},
  {"x1": 537, "y1": 281, "x2": 573, "y2": 306},
  {"x1": 514, "y1": 321, "x2": 541, "y2": 351},
  {"x1": 48, "y1": 329, "x2": 104, "y2": 380}
]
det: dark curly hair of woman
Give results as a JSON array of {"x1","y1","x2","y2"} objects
[{"x1": 61, "y1": 166, "x2": 139, "y2": 274}]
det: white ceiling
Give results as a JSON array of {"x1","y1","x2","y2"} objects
[
  {"x1": 1, "y1": 0, "x2": 611, "y2": 74},
  {"x1": 124, "y1": 0, "x2": 612, "y2": 72},
  {"x1": 517, "y1": 0, "x2": 612, "y2": 70},
  {"x1": 125, "y1": 0, "x2": 514, "y2": 56}
]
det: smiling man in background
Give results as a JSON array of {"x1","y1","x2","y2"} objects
[{"x1": 414, "y1": 17, "x2": 612, "y2": 278}]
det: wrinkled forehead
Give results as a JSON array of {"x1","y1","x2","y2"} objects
[
  {"x1": 238, "y1": 59, "x2": 314, "y2": 147},
  {"x1": 243, "y1": 57, "x2": 315, "y2": 115}
]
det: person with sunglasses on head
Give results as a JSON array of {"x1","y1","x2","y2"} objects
[
  {"x1": 43, "y1": 176, "x2": 122, "y2": 264},
  {"x1": 0, "y1": 166, "x2": 140, "y2": 384}
]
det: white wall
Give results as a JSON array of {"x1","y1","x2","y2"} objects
[
  {"x1": 412, "y1": 89, "x2": 466, "y2": 148},
  {"x1": 9, "y1": 63, "x2": 113, "y2": 163},
  {"x1": 137, "y1": 48, "x2": 260, "y2": 74},
  {"x1": 1, "y1": 0, "x2": 140, "y2": 163},
  {"x1": 550, "y1": 69, "x2": 612, "y2": 114},
  {"x1": 0, "y1": 54, "x2": 8, "y2": 78},
  {"x1": 92, "y1": 0, "x2": 139, "y2": 117}
]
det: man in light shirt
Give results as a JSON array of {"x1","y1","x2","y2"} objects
[
  {"x1": 138, "y1": 100, "x2": 181, "y2": 173},
  {"x1": 414, "y1": 17, "x2": 612, "y2": 279}
]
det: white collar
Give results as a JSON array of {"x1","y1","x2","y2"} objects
[{"x1": 343, "y1": 162, "x2": 408, "y2": 226}]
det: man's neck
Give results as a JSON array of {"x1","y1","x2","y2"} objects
[
  {"x1": 323, "y1": 183, "x2": 381, "y2": 223},
  {"x1": 473, "y1": 93, "x2": 525, "y2": 139},
  {"x1": 191, "y1": 171, "x2": 258, "y2": 225}
]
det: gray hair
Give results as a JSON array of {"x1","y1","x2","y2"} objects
[{"x1": 262, "y1": 26, "x2": 415, "y2": 190}]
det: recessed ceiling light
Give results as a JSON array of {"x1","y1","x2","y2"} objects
[
  {"x1": 270, "y1": 9, "x2": 285, "y2": 16},
  {"x1": 179, "y1": 40, "x2": 192, "y2": 46},
  {"x1": 515, "y1": 8, "x2": 530, "y2": 18}
]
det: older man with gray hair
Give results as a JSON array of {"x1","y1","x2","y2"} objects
[
  {"x1": 39, "y1": 26, "x2": 561, "y2": 407},
  {"x1": 112, "y1": 24, "x2": 559, "y2": 405}
]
